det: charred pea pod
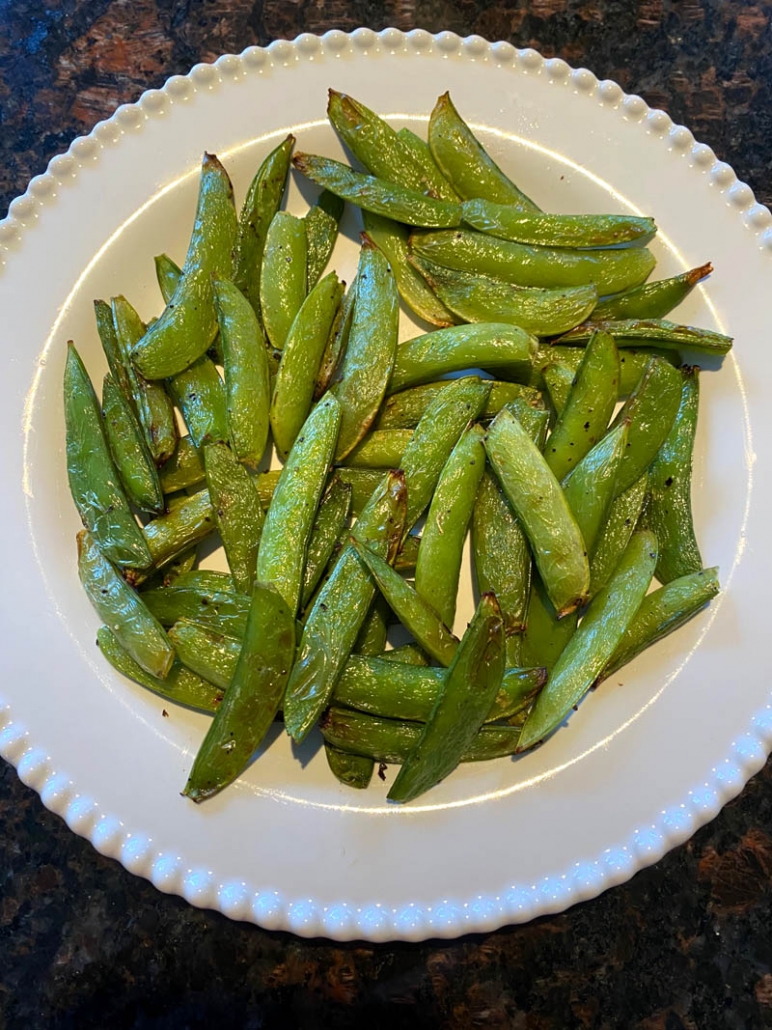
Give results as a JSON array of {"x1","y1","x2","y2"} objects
[
  {"x1": 325, "y1": 745, "x2": 375, "y2": 789},
  {"x1": 461, "y1": 198, "x2": 656, "y2": 248},
  {"x1": 590, "y1": 264, "x2": 712, "y2": 321}
]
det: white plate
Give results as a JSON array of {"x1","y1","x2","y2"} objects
[{"x1": 0, "y1": 29, "x2": 768, "y2": 943}]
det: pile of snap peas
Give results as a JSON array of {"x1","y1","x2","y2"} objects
[{"x1": 65, "y1": 89, "x2": 729, "y2": 804}]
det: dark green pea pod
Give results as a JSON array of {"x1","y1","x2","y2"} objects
[
  {"x1": 143, "y1": 582, "x2": 250, "y2": 637},
  {"x1": 601, "y1": 566, "x2": 720, "y2": 680},
  {"x1": 545, "y1": 330, "x2": 620, "y2": 481},
  {"x1": 388, "y1": 323, "x2": 537, "y2": 394},
  {"x1": 563, "y1": 420, "x2": 629, "y2": 553},
  {"x1": 641, "y1": 365, "x2": 702, "y2": 582},
  {"x1": 65, "y1": 345, "x2": 152, "y2": 568},
  {"x1": 462, "y1": 198, "x2": 656, "y2": 248},
  {"x1": 388, "y1": 593, "x2": 505, "y2": 802},
  {"x1": 302, "y1": 475, "x2": 352, "y2": 608},
  {"x1": 590, "y1": 263, "x2": 712, "y2": 321},
  {"x1": 557, "y1": 317, "x2": 732, "y2": 356},
  {"x1": 305, "y1": 190, "x2": 344, "y2": 289},
  {"x1": 325, "y1": 745, "x2": 374, "y2": 789},
  {"x1": 518, "y1": 531, "x2": 658, "y2": 751},
  {"x1": 140, "y1": 488, "x2": 216, "y2": 573},
  {"x1": 415, "y1": 425, "x2": 486, "y2": 627},
  {"x1": 320, "y1": 708, "x2": 523, "y2": 766},
  {"x1": 95, "y1": 299, "x2": 135, "y2": 406},
  {"x1": 133, "y1": 154, "x2": 237, "y2": 378},
  {"x1": 97, "y1": 626, "x2": 224, "y2": 713},
  {"x1": 259, "y1": 211, "x2": 308, "y2": 351},
  {"x1": 379, "y1": 643, "x2": 429, "y2": 666},
  {"x1": 409, "y1": 230, "x2": 656, "y2": 295},
  {"x1": 355, "y1": 595, "x2": 391, "y2": 656},
  {"x1": 154, "y1": 253, "x2": 182, "y2": 305},
  {"x1": 183, "y1": 582, "x2": 295, "y2": 802},
  {"x1": 331, "y1": 243, "x2": 399, "y2": 461},
  {"x1": 376, "y1": 378, "x2": 541, "y2": 431},
  {"x1": 167, "y1": 618, "x2": 240, "y2": 690},
  {"x1": 159, "y1": 437, "x2": 205, "y2": 494},
  {"x1": 537, "y1": 344, "x2": 678, "y2": 397},
  {"x1": 271, "y1": 272, "x2": 343, "y2": 458},
  {"x1": 361, "y1": 215, "x2": 457, "y2": 327},
  {"x1": 542, "y1": 363, "x2": 575, "y2": 417},
  {"x1": 167, "y1": 356, "x2": 228, "y2": 449},
  {"x1": 589, "y1": 474, "x2": 648, "y2": 596},
  {"x1": 396, "y1": 126, "x2": 459, "y2": 202},
  {"x1": 292, "y1": 153, "x2": 463, "y2": 228},
  {"x1": 428, "y1": 92, "x2": 539, "y2": 212},
  {"x1": 101, "y1": 374, "x2": 164, "y2": 513},
  {"x1": 203, "y1": 442, "x2": 264, "y2": 595},
  {"x1": 342, "y1": 429, "x2": 413, "y2": 469},
  {"x1": 521, "y1": 578, "x2": 578, "y2": 675},
  {"x1": 485, "y1": 408, "x2": 589, "y2": 616},
  {"x1": 314, "y1": 278, "x2": 356, "y2": 401},
  {"x1": 410, "y1": 253, "x2": 597, "y2": 335},
  {"x1": 78, "y1": 530, "x2": 173, "y2": 679},
  {"x1": 233, "y1": 134, "x2": 294, "y2": 316}
]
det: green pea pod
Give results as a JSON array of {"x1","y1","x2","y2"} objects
[
  {"x1": 563, "y1": 420, "x2": 629, "y2": 552},
  {"x1": 64, "y1": 345, "x2": 152, "y2": 568},
  {"x1": 97, "y1": 626, "x2": 224, "y2": 713},
  {"x1": 522, "y1": 578, "x2": 578, "y2": 675},
  {"x1": 355, "y1": 596, "x2": 391, "y2": 656},
  {"x1": 154, "y1": 253, "x2": 182, "y2": 305},
  {"x1": 507, "y1": 395, "x2": 550, "y2": 449},
  {"x1": 302, "y1": 475, "x2": 352, "y2": 608},
  {"x1": 141, "y1": 488, "x2": 216, "y2": 572},
  {"x1": 415, "y1": 425, "x2": 486, "y2": 627},
  {"x1": 159, "y1": 437, "x2": 204, "y2": 494},
  {"x1": 376, "y1": 378, "x2": 541, "y2": 431},
  {"x1": 321, "y1": 708, "x2": 523, "y2": 765},
  {"x1": 271, "y1": 272, "x2": 344, "y2": 458},
  {"x1": 641, "y1": 365, "x2": 702, "y2": 582},
  {"x1": 133, "y1": 154, "x2": 237, "y2": 378},
  {"x1": 292, "y1": 153, "x2": 463, "y2": 228},
  {"x1": 153, "y1": 547, "x2": 198, "y2": 589},
  {"x1": 538, "y1": 344, "x2": 678, "y2": 396},
  {"x1": 396, "y1": 126, "x2": 460, "y2": 202},
  {"x1": 410, "y1": 254, "x2": 597, "y2": 335},
  {"x1": 170, "y1": 570, "x2": 235, "y2": 593},
  {"x1": 485, "y1": 408, "x2": 589, "y2": 616},
  {"x1": 379, "y1": 643, "x2": 429, "y2": 666},
  {"x1": 166, "y1": 356, "x2": 228, "y2": 449},
  {"x1": 78, "y1": 530, "x2": 173, "y2": 678},
  {"x1": 331, "y1": 243, "x2": 399, "y2": 460},
  {"x1": 335, "y1": 468, "x2": 385, "y2": 517},
  {"x1": 557, "y1": 317, "x2": 732, "y2": 356},
  {"x1": 388, "y1": 593, "x2": 505, "y2": 802},
  {"x1": 542, "y1": 363, "x2": 575, "y2": 416},
  {"x1": 589, "y1": 474, "x2": 648, "y2": 596},
  {"x1": 351, "y1": 536, "x2": 459, "y2": 666},
  {"x1": 410, "y1": 230, "x2": 656, "y2": 295},
  {"x1": 203, "y1": 442, "x2": 264, "y2": 595},
  {"x1": 462, "y1": 198, "x2": 656, "y2": 248},
  {"x1": 545, "y1": 330, "x2": 619, "y2": 481},
  {"x1": 428, "y1": 92, "x2": 539, "y2": 212},
  {"x1": 361, "y1": 215, "x2": 456, "y2": 327},
  {"x1": 601, "y1": 566, "x2": 720, "y2": 680},
  {"x1": 519, "y1": 531, "x2": 658, "y2": 750},
  {"x1": 325, "y1": 745, "x2": 374, "y2": 789},
  {"x1": 395, "y1": 533, "x2": 420, "y2": 573},
  {"x1": 101, "y1": 374, "x2": 164, "y2": 513},
  {"x1": 183, "y1": 582, "x2": 295, "y2": 802},
  {"x1": 314, "y1": 277, "x2": 356, "y2": 400},
  {"x1": 305, "y1": 190, "x2": 344, "y2": 289},
  {"x1": 259, "y1": 211, "x2": 308, "y2": 351},
  {"x1": 257, "y1": 395, "x2": 341, "y2": 615},
  {"x1": 342, "y1": 429, "x2": 412, "y2": 469},
  {"x1": 389, "y1": 323, "x2": 537, "y2": 393},
  {"x1": 143, "y1": 582, "x2": 250, "y2": 637},
  {"x1": 233, "y1": 134, "x2": 294, "y2": 316},
  {"x1": 167, "y1": 618, "x2": 240, "y2": 690},
  {"x1": 591, "y1": 263, "x2": 712, "y2": 321}
]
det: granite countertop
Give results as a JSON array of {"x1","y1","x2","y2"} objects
[{"x1": 2, "y1": 3, "x2": 772, "y2": 1027}]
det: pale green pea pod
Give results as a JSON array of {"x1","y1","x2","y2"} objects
[
  {"x1": 377, "y1": 378, "x2": 541, "y2": 431},
  {"x1": 557, "y1": 317, "x2": 732, "y2": 356},
  {"x1": 213, "y1": 279, "x2": 271, "y2": 468},
  {"x1": 428, "y1": 92, "x2": 539, "y2": 211},
  {"x1": 542, "y1": 363, "x2": 575, "y2": 416},
  {"x1": 461, "y1": 198, "x2": 656, "y2": 248},
  {"x1": 519, "y1": 531, "x2": 658, "y2": 751},
  {"x1": 410, "y1": 229, "x2": 656, "y2": 295},
  {"x1": 325, "y1": 746, "x2": 374, "y2": 789},
  {"x1": 305, "y1": 190, "x2": 344, "y2": 289},
  {"x1": 388, "y1": 322, "x2": 537, "y2": 393},
  {"x1": 589, "y1": 474, "x2": 648, "y2": 596},
  {"x1": 154, "y1": 253, "x2": 182, "y2": 305},
  {"x1": 270, "y1": 272, "x2": 343, "y2": 458},
  {"x1": 260, "y1": 211, "x2": 308, "y2": 351},
  {"x1": 257, "y1": 394, "x2": 342, "y2": 616},
  {"x1": 342, "y1": 429, "x2": 413, "y2": 469},
  {"x1": 396, "y1": 126, "x2": 459, "y2": 202},
  {"x1": 133, "y1": 154, "x2": 237, "y2": 378},
  {"x1": 302, "y1": 475, "x2": 352, "y2": 608},
  {"x1": 314, "y1": 277, "x2": 356, "y2": 400},
  {"x1": 78, "y1": 530, "x2": 174, "y2": 679},
  {"x1": 292, "y1": 153, "x2": 463, "y2": 228},
  {"x1": 140, "y1": 488, "x2": 216, "y2": 575},
  {"x1": 204, "y1": 442, "x2": 264, "y2": 596},
  {"x1": 159, "y1": 436, "x2": 205, "y2": 494},
  {"x1": 166, "y1": 356, "x2": 228, "y2": 449},
  {"x1": 101, "y1": 374, "x2": 164, "y2": 514},
  {"x1": 590, "y1": 263, "x2": 712, "y2": 321}
]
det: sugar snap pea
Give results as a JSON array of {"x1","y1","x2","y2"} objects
[
  {"x1": 314, "y1": 278, "x2": 355, "y2": 400},
  {"x1": 379, "y1": 643, "x2": 429, "y2": 666},
  {"x1": 355, "y1": 596, "x2": 391, "y2": 656},
  {"x1": 563, "y1": 420, "x2": 629, "y2": 553},
  {"x1": 342, "y1": 429, "x2": 413, "y2": 469},
  {"x1": 101, "y1": 374, "x2": 164, "y2": 514},
  {"x1": 589, "y1": 474, "x2": 648, "y2": 596},
  {"x1": 169, "y1": 570, "x2": 235, "y2": 593},
  {"x1": 522, "y1": 578, "x2": 578, "y2": 675},
  {"x1": 462, "y1": 199, "x2": 656, "y2": 248},
  {"x1": 154, "y1": 253, "x2": 181, "y2": 305},
  {"x1": 260, "y1": 211, "x2": 308, "y2": 351},
  {"x1": 591, "y1": 264, "x2": 712, "y2": 321},
  {"x1": 376, "y1": 378, "x2": 540, "y2": 431},
  {"x1": 334, "y1": 468, "x2": 385, "y2": 516},
  {"x1": 395, "y1": 533, "x2": 420, "y2": 573},
  {"x1": 557, "y1": 318, "x2": 732, "y2": 356},
  {"x1": 302, "y1": 475, "x2": 352, "y2": 608},
  {"x1": 325, "y1": 745, "x2": 374, "y2": 789},
  {"x1": 167, "y1": 618, "x2": 240, "y2": 690},
  {"x1": 203, "y1": 442, "x2": 264, "y2": 596},
  {"x1": 536, "y1": 344, "x2": 677, "y2": 397},
  {"x1": 305, "y1": 190, "x2": 344, "y2": 289},
  {"x1": 395, "y1": 126, "x2": 459, "y2": 202},
  {"x1": 542, "y1": 363, "x2": 575, "y2": 417},
  {"x1": 166, "y1": 356, "x2": 228, "y2": 449},
  {"x1": 133, "y1": 153, "x2": 237, "y2": 378},
  {"x1": 142, "y1": 581, "x2": 250, "y2": 638},
  {"x1": 141, "y1": 488, "x2": 216, "y2": 572},
  {"x1": 159, "y1": 437, "x2": 204, "y2": 494}
]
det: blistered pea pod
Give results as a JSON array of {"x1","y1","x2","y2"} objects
[
  {"x1": 142, "y1": 579, "x2": 250, "y2": 638},
  {"x1": 590, "y1": 264, "x2": 712, "y2": 321},
  {"x1": 305, "y1": 190, "x2": 344, "y2": 289},
  {"x1": 259, "y1": 211, "x2": 308, "y2": 351},
  {"x1": 395, "y1": 126, "x2": 459, "y2": 202},
  {"x1": 461, "y1": 198, "x2": 656, "y2": 248},
  {"x1": 203, "y1": 442, "x2": 264, "y2": 596},
  {"x1": 101, "y1": 374, "x2": 164, "y2": 514},
  {"x1": 138, "y1": 488, "x2": 217, "y2": 581},
  {"x1": 166, "y1": 356, "x2": 228, "y2": 449},
  {"x1": 557, "y1": 317, "x2": 732, "y2": 356},
  {"x1": 154, "y1": 253, "x2": 181, "y2": 304}
]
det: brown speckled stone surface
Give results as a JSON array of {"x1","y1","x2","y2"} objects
[{"x1": 2, "y1": 3, "x2": 772, "y2": 1028}]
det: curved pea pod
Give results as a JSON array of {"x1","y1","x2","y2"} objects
[
  {"x1": 335, "y1": 468, "x2": 385, "y2": 517},
  {"x1": 154, "y1": 253, "x2": 182, "y2": 305},
  {"x1": 321, "y1": 708, "x2": 523, "y2": 765},
  {"x1": 167, "y1": 618, "x2": 240, "y2": 690},
  {"x1": 536, "y1": 344, "x2": 678, "y2": 397},
  {"x1": 589, "y1": 473, "x2": 648, "y2": 596},
  {"x1": 270, "y1": 272, "x2": 343, "y2": 458},
  {"x1": 314, "y1": 277, "x2": 356, "y2": 400},
  {"x1": 415, "y1": 425, "x2": 486, "y2": 627},
  {"x1": 159, "y1": 436, "x2": 204, "y2": 494},
  {"x1": 257, "y1": 395, "x2": 342, "y2": 615},
  {"x1": 305, "y1": 190, "x2": 344, "y2": 289},
  {"x1": 203, "y1": 442, "x2": 264, "y2": 596},
  {"x1": 507, "y1": 396, "x2": 550, "y2": 449},
  {"x1": 133, "y1": 154, "x2": 237, "y2": 378},
  {"x1": 461, "y1": 199, "x2": 656, "y2": 248},
  {"x1": 361, "y1": 215, "x2": 456, "y2": 327},
  {"x1": 428, "y1": 92, "x2": 539, "y2": 212},
  {"x1": 379, "y1": 643, "x2": 429, "y2": 666},
  {"x1": 641, "y1": 365, "x2": 702, "y2": 582},
  {"x1": 142, "y1": 581, "x2": 250, "y2": 638},
  {"x1": 342, "y1": 429, "x2": 412, "y2": 469},
  {"x1": 395, "y1": 533, "x2": 420, "y2": 573},
  {"x1": 325, "y1": 745, "x2": 374, "y2": 789},
  {"x1": 167, "y1": 356, "x2": 228, "y2": 449},
  {"x1": 410, "y1": 230, "x2": 656, "y2": 295},
  {"x1": 557, "y1": 318, "x2": 732, "y2": 356},
  {"x1": 591, "y1": 263, "x2": 712, "y2": 321},
  {"x1": 388, "y1": 323, "x2": 537, "y2": 393},
  {"x1": 259, "y1": 211, "x2": 308, "y2": 351},
  {"x1": 233, "y1": 134, "x2": 294, "y2": 316},
  {"x1": 78, "y1": 530, "x2": 173, "y2": 679},
  {"x1": 410, "y1": 254, "x2": 597, "y2": 335},
  {"x1": 518, "y1": 531, "x2": 658, "y2": 751},
  {"x1": 601, "y1": 566, "x2": 720, "y2": 680},
  {"x1": 485, "y1": 408, "x2": 590, "y2": 616},
  {"x1": 331, "y1": 243, "x2": 399, "y2": 461},
  {"x1": 140, "y1": 546, "x2": 198, "y2": 591},
  {"x1": 563, "y1": 420, "x2": 629, "y2": 552},
  {"x1": 101, "y1": 374, "x2": 164, "y2": 514},
  {"x1": 355, "y1": 596, "x2": 391, "y2": 656},
  {"x1": 302, "y1": 475, "x2": 352, "y2": 608},
  {"x1": 183, "y1": 582, "x2": 295, "y2": 802},
  {"x1": 542, "y1": 363, "x2": 575, "y2": 417},
  {"x1": 545, "y1": 330, "x2": 620, "y2": 481},
  {"x1": 351, "y1": 537, "x2": 459, "y2": 666},
  {"x1": 388, "y1": 593, "x2": 505, "y2": 802},
  {"x1": 140, "y1": 488, "x2": 216, "y2": 573},
  {"x1": 97, "y1": 626, "x2": 224, "y2": 713},
  {"x1": 292, "y1": 153, "x2": 463, "y2": 228},
  {"x1": 522, "y1": 579, "x2": 578, "y2": 675},
  {"x1": 396, "y1": 126, "x2": 459, "y2": 202},
  {"x1": 65, "y1": 345, "x2": 152, "y2": 568},
  {"x1": 376, "y1": 378, "x2": 540, "y2": 431}
]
